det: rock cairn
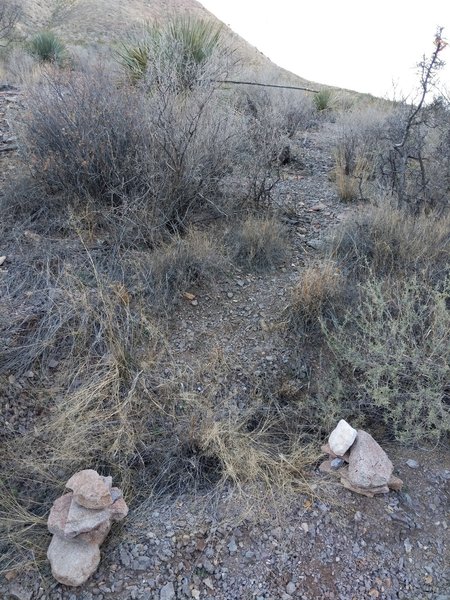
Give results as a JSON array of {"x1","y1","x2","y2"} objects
[
  {"x1": 320, "y1": 420, "x2": 403, "y2": 497},
  {"x1": 47, "y1": 469, "x2": 128, "y2": 586}
]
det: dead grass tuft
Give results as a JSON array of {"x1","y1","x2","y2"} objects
[
  {"x1": 226, "y1": 215, "x2": 288, "y2": 271},
  {"x1": 286, "y1": 260, "x2": 345, "y2": 336},
  {"x1": 330, "y1": 203, "x2": 450, "y2": 282}
]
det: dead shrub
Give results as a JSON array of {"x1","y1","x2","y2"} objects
[
  {"x1": 286, "y1": 260, "x2": 345, "y2": 337},
  {"x1": 330, "y1": 203, "x2": 450, "y2": 283},
  {"x1": 226, "y1": 215, "x2": 288, "y2": 271}
]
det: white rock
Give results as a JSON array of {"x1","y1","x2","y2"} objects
[
  {"x1": 328, "y1": 419, "x2": 357, "y2": 456},
  {"x1": 0, "y1": 256, "x2": 6, "y2": 266}
]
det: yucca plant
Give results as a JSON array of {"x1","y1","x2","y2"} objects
[
  {"x1": 314, "y1": 88, "x2": 333, "y2": 111},
  {"x1": 28, "y1": 31, "x2": 66, "y2": 64},
  {"x1": 116, "y1": 39, "x2": 152, "y2": 82},
  {"x1": 118, "y1": 18, "x2": 223, "y2": 89}
]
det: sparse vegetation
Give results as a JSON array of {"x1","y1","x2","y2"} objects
[
  {"x1": 0, "y1": 12, "x2": 449, "y2": 587},
  {"x1": 0, "y1": 0, "x2": 21, "y2": 48},
  {"x1": 285, "y1": 202, "x2": 450, "y2": 445}
]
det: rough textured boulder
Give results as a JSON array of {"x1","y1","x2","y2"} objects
[
  {"x1": 47, "y1": 536, "x2": 101, "y2": 587},
  {"x1": 328, "y1": 420, "x2": 357, "y2": 456},
  {"x1": 47, "y1": 470, "x2": 128, "y2": 586},
  {"x1": 347, "y1": 430, "x2": 393, "y2": 489}
]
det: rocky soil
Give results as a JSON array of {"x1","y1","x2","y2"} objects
[
  {"x1": 1, "y1": 91, "x2": 449, "y2": 600},
  {"x1": 4, "y1": 449, "x2": 450, "y2": 600}
]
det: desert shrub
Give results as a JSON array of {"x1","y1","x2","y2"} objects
[
  {"x1": 21, "y1": 66, "x2": 255, "y2": 237},
  {"x1": 332, "y1": 105, "x2": 394, "y2": 201},
  {"x1": 313, "y1": 88, "x2": 333, "y2": 111},
  {"x1": 286, "y1": 260, "x2": 345, "y2": 337},
  {"x1": 27, "y1": 31, "x2": 66, "y2": 64},
  {"x1": 117, "y1": 38, "x2": 151, "y2": 82},
  {"x1": 226, "y1": 215, "x2": 288, "y2": 271},
  {"x1": 234, "y1": 78, "x2": 316, "y2": 138},
  {"x1": 322, "y1": 274, "x2": 450, "y2": 444},
  {"x1": 329, "y1": 203, "x2": 450, "y2": 283},
  {"x1": 3, "y1": 47, "x2": 40, "y2": 85}
]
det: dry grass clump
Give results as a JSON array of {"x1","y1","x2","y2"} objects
[
  {"x1": 286, "y1": 260, "x2": 345, "y2": 336},
  {"x1": 148, "y1": 228, "x2": 226, "y2": 309},
  {"x1": 330, "y1": 203, "x2": 450, "y2": 282},
  {"x1": 226, "y1": 215, "x2": 288, "y2": 271}
]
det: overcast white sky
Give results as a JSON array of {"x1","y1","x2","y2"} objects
[{"x1": 200, "y1": 0, "x2": 450, "y2": 98}]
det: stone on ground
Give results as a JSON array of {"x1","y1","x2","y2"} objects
[
  {"x1": 65, "y1": 469, "x2": 113, "y2": 509},
  {"x1": 347, "y1": 430, "x2": 393, "y2": 489},
  {"x1": 328, "y1": 419, "x2": 357, "y2": 456},
  {"x1": 47, "y1": 535, "x2": 100, "y2": 587},
  {"x1": 47, "y1": 470, "x2": 128, "y2": 586}
]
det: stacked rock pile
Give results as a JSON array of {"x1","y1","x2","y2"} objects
[
  {"x1": 47, "y1": 469, "x2": 128, "y2": 586},
  {"x1": 320, "y1": 420, "x2": 403, "y2": 497}
]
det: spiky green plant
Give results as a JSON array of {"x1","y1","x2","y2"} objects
[
  {"x1": 313, "y1": 88, "x2": 333, "y2": 111},
  {"x1": 116, "y1": 40, "x2": 152, "y2": 82},
  {"x1": 28, "y1": 31, "x2": 66, "y2": 64},
  {"x1": 117, "y1": 17, "x2": 223, "y2": 89}
]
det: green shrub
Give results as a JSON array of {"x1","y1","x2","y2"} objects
[
  {"x1": 28, "y1": 31, "x2": 66, "y2": 64},
  {"x1": 322, "y1": 274, "x2": 450, "y2": 444},
  {"x1": 116, "y1": 39, "x2": 151, "y2": 82}
]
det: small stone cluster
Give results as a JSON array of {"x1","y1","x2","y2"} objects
[
  {"x1": 320, "y1": 420, "x2": 403, "y2": 497},
  {"x1": 47, "y1": 469, "x2": 128, "y2": 586}
]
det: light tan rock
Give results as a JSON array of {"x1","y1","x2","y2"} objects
[
  {"x1": 47, "y1": 493, "x2": 73, "y2": 538},
  {"x1": 340, "y1": 474, "x2": 390, "y2": 497},
  {"x1": 347, "y1": 430, "x2": 393, "y2": 489},
  {"x1": 388, "y1": 475, "x2": 404, "y2": 491},
  {"x1": 64, "y1": 501, "x2": 109, "y2": 537},
  {"x1": 328, "y1": 420, "x2": 357, "y2": 456},
  {"x1": 66, "y1": 469, "x2": 113, "y2": 509},
  {"x1": 47, "y1": 492, "x2": 115, "y2": 544},
  {"x1": 109, "y1": 496, "x2": 128, "y2": 521},
  {"x1": 47, "y1": 535, "x2": 100, "y2": 587},
  {"x1": 64, "y1": 495, "x2": 128, "y2": 538}
]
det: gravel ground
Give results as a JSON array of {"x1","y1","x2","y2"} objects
[{"x1": 4, "y1": 449, "x2": 449, "y2": 600}]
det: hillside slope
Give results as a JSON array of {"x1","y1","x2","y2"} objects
[{"x1": 16, "y1": 0, "x2": 312, "y2": 85}]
